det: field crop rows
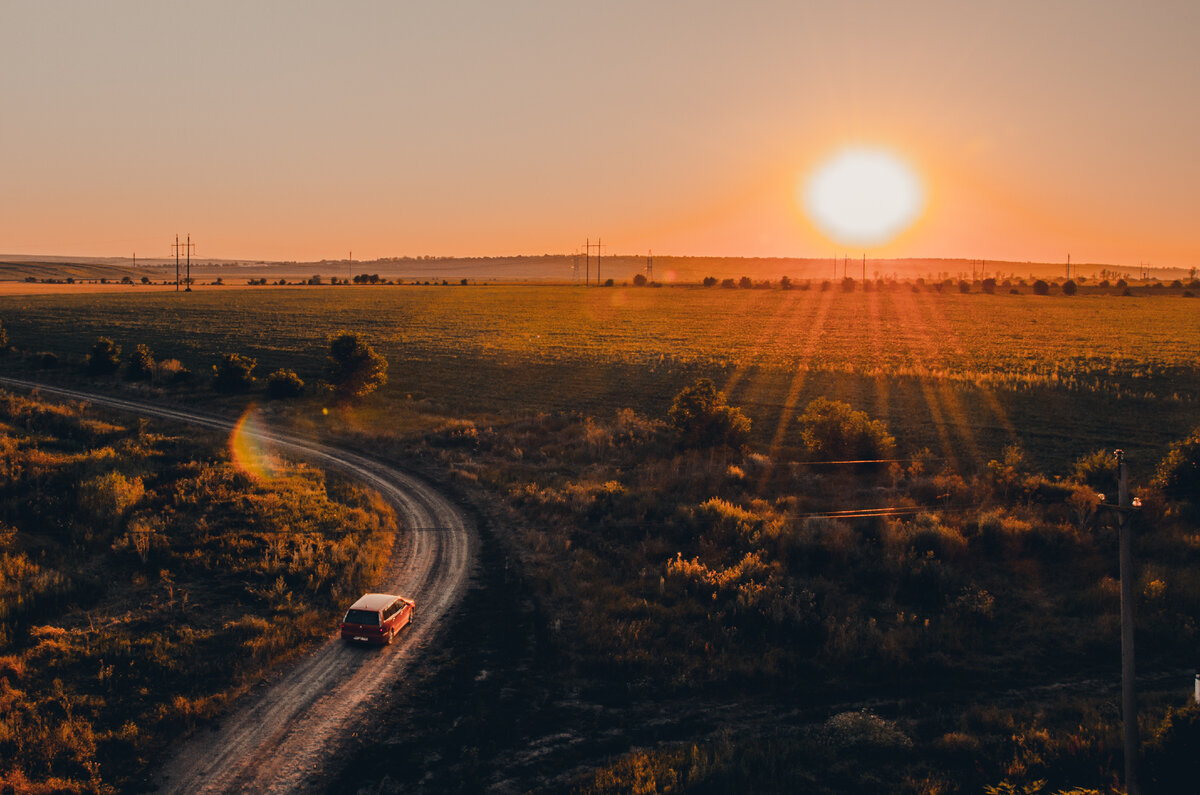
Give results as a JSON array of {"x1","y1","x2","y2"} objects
[{"x1": 1, "y1": 285, "x2": 1197, "y2": 472}]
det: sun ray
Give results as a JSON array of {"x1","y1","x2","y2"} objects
[{"x1": 766, "y1": 289, "x2": 836, "y2": 459}]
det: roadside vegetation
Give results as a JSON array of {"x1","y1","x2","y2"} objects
[
  {"x1": 375, "y1": 381, "x2": 1199, "y2": 792},
  {"x1": 0, "y1": 389, "x2": 395, "y2": 793}
]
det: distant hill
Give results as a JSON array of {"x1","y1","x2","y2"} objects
[{"x1": 1, "y1": 253, "x2": 1192, "y2": 284}]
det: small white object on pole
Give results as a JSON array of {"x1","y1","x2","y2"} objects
[{"x1": 1194, "y1": 672, "x2": 1199, "y2": 705}]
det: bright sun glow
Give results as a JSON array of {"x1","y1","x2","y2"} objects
[{"x1": 802, "y1": 148, "x2": 924, "y2": 247}]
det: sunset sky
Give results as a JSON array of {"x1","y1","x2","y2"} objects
[{"x1": 3, "y1": 1, "x2": 1199, "y2": 266}]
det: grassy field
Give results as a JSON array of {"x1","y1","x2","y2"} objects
[
  {"x1": 3, "y1": 284, "x2": 1199, "y2": 791},
  {"x1": 1, "y1": 285, "x2": 1197, "y2": 473}
]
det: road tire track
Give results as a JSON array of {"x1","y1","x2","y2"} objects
[{"x1": 0, "y1": 377, "x2": 476, "y2": 794}]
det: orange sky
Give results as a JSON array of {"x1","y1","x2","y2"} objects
[{"x1": 3, "y1": 2, "x2": 1198, "y2": 267}]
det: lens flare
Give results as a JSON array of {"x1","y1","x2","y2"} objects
[{"x1": 229, "y1": 405, "x2": 280, "y2": 480}]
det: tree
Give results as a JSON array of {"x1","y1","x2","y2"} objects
[
  {"x1": 266, "y1": 368, "x2": 305, "y2": 399},
  {"x1": 87, "y1": 337, "x2": 121, "y2": 375},
  {"x1": 981, "y1": 278, "x2": 996, "y2": 294},
  {"x1": 668, "y1": 378, "x2": 751, "y2": 449},
  {"x1": 212, "y1": 353, "x2": 256, "y2": 393},
  {"x1": 780, "y1": 275, "x2": 793, "y2": 290},
  {"x1": 1032, "y1": 279, "x2": 1050, "y2": 295},
  {"x1": 738, "y1": 276, "x2": 753, "y2": 289},
  {"x1": 327, "y1": 332, "x2": 388, "y2": 400},
  {"x1": 702, "y1": 276, "x2": 718, "y2": 287},
  {"x1": 958, "y1": 280, "x2": 970, "y2": 293},
  {"x1": 124, "y1": 344, "x2": 154, "y2": 381},
  {"x1": 1156, "y1": 426, "x2": 1200, "y2": 504},
  {"x1": 632, "y1": 273, "x2": 648, "y2": 287},
  {"x1": 797, "y1": 398, "x2": 896, "y2": 466},
  {"x1": 1061, "y1": 279, "x2": 1077, "y2": 295}
]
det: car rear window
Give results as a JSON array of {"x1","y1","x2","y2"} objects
[{"x1": 344, "y1": 609, "x2": 380, "y2": 626}]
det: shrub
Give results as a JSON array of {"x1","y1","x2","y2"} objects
[
  {"x1": 266, "y1": 368, "x2": 305, "y2": 399},
  {"x1": 124, "y1": 344, "x2": 154, "y2": 381},
  {"x1": 958, "y1": 280, "x2": 970, "y2": 293},
  {"x1": 981, "y1": 278, "x2": 996, "y2": 294},
  {"x1": 212, "y1": 353, "x2": 256, "y2": 393},
  {"x1": 1062, "y1": 279, "x2": 1077, "y2": 296},
  {"x1": 86, "y1": 337, "x2": 121, "y2": 375},
  {"x1": 1115, "y1": 278, "x2": 1128, "y2": 290},
  {"x1": 841, "y1": 277, "x2": 856, "y2": 292},
  {"x1": 34, "y1": 352, "x2": 58, "y2": 369},
  {"x1": 327, "y1": 332, "x2": 388, "y2": 401},
  {"x1": 702, "y1": 276, "x2": 717, "y2": 287},
  {"x1": 738, "y1": 276, "x2": 752, "y2": 289},
  {"x1": 796, "y1": 398, "x2": 896, "y2": 465},
  {"x1": 667, "y1": 378, "x2": 751, "y2": 449},
  {"x1": 1145, "y1": 704, "x2": 1200, "y2": 790},
  {"x1": 779, "y1": 275, "x2": 792, "y2": 290},
  {"x1": 632, "y1": 273, "x2": 647, "y2": 287},
  {"x1": 1032, "y1": 280, "x2": 1050, "y2": 295},
  {"x1": 720, "y1": 278, "x2": 736, "y2": 289},
  {"x1": 1072, "y1": 449, "x2": 1119, "y2": 495},
  {"x1": 1155, "y1": 426, "x2": 1200, "y2": 504}
]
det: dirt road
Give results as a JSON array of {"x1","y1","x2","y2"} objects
[{"x1": 0, "y1": 377, "x2": 476, "y2": 793}]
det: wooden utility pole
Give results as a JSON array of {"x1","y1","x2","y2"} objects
[
  {"x1": 185, "y1": 234, "x2": 195, "y2": 291},
  {"x1": 585, "y1": 238, "x2": 590, "y2": 285},
  {"x1": 1116, "y1": 449, "x2": 1139, "y2": 795},
  {"x1": 171, "y1": 234, "x2": 181, "y2": 291}
]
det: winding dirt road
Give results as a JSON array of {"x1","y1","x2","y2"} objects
[{"x1": 0, "y1": 377, "x2": 476, "y2": 794}]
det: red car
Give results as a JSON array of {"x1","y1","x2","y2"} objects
[{"x1": 340, "y1": 593, "x2": 415, "y2": 645}]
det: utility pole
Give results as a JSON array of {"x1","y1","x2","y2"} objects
[
  {"x1": 646, "y1": 250, "x2": 653, "y2": 282},
  {"x1": 585, "y1": 238, "x2": 590, "y2": 285},
  {"x1": 597, "y1": 237, "x2": 602, "y2": 285},
  {"x1": 185, "y1": 234, "x2": 195, "y2": 291},
  {"x1": 1116, "y1": 449, "x2": 1139, "y2": 795},
  {"x1": 171, "y1": 234, "x2": 182, "y2": 291},
  {"x1": 1067, "y1": 253, "x2": 1071, "y2": 281},
  {"x1": 862, "y1": 253, "x2": 866, "y2": 283}
]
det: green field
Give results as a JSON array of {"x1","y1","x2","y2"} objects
[{"x1": 3, "y1": 285, "x2": 1196, "y2": 474}]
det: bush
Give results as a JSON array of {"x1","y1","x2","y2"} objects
[
  {"x1": 1155, "y1": 426, "x2": 1200, "y2": 504},
  {"x1": 738, "y1": 276, "x2": 752, "y2": 289},
  {"x1": 34, "y1": 352, "x2": 58, "y2": 369},
  {"x1": 86, "y1": 337, "x2": 121, "y2": 375},
  {"x1": 1032, "y1": 280, "x2": 1050, "y2": 296},
  {"x1": 779, "y1": 275, "x2": 792, "y2": 290},
  {"x1": 266, "y1": 368, "x2": 305, "y2": 399},
  {"x1": 958, "y1": 280, "x2": 970, "y2": 293},
  {"x1": 1072, "y1": 449, "x2": 1119, "y2": 495},
  {"x1": 702, "y1": 276, "x2": 717, "y2": 287},
  {"x1": 632, "y1": 273, "x2": 647, "y2": 287},
  {"x1": 668, "y1": 378, "x2": 751, "y2": 449},
  {"x1": 212, "y1": 353, "x2": 256, "y2": 393},
  {"x1": 327, "y1": 332, "x2": 388, "y2": 401},
  {"x1": 720, "y1": 278, "x2": 736, "y2": 289},
  {"x1": 124, "y1": 344, "x2": 154, "y2": 381},
  {"x1": 1062, "y1": 279, "x2": 1077, "y2": 296},
  {"x1": 981, "y1": 278, "x2": 996, "y2": 294},
  {"x1": 1145, "y1": 704, "x2": 1200, "y2": 790},
  {"x1": 796, "y1": 398, "x2": 896, "y2": 465}
]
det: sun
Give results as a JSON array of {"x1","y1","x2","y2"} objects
[{"x1": 802, "y1": 148, "x2": 924, "y2": 247}]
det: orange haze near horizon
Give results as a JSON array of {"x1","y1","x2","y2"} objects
[{"x1": 3, "y1": 2, "x2": 1199, "y2": 268}]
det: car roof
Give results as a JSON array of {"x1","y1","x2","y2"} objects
[{"x1": 348, "y1": 593, "x2": 408, "y2": 612}]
